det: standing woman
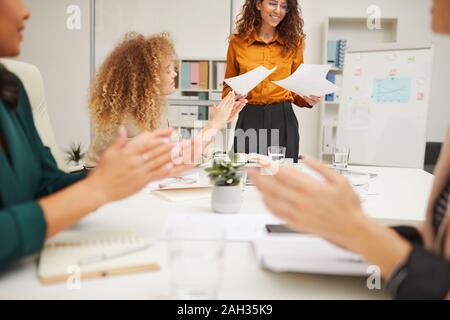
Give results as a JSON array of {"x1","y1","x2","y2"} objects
[{"x1": 223, "y1": 0, "x2": 320, "y2": 161}]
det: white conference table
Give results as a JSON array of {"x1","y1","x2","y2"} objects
[{"x1": 0, "y1": 165, "x2": 434, "y2": 300}]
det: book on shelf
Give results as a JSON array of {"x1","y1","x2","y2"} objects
[
  {"x1": 190, "y1": 62, "x2": 200, "y2": 89},
  {"x1": 197, "y1": 92, "x2": 209, "y2": 120},
  {"x1": 327, "y1": 40, "x2": 347, "y2": 69},
  {"x1": 337, "y1": 40, "x2": 347, "y2": 69},
  {"x1": 199, "y1": 61, "x2": 209, "y2": 90},
  {"x1": 180, "y1": 62, "x2": 191, "y2": 89},
  {"x1": 198, "y1": 92, "x2": 208, "y2": 100},
  {"x1": 322, "y1": 126, "x2": 334, "y2": 154},
  {"x1": 215, "y1": 62, "x2": 226, "y2": 90},
  {"x1": 325, "y1": 73, "x2": 342, "y2": 102}
]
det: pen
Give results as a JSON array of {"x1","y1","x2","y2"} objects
[{"x1": 78, "y1": 243, "x2": 152, "y2": 266}]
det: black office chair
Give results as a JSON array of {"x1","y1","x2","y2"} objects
[{"x1": 424, "y1": 142, "x2": 442, "y2": 174}]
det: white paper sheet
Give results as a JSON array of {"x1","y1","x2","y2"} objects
[
  {"x1": 253, "y1": 237, "x2": 369, "y2": 276},
  {"x1": 224, "y1": 65, "x2": 277, "y2": 95},
  {"x1": 160, "y1": 213, "x2": 282, "y2": 241},
  {"x1": 273, "y1": 64, "x2": 340, "y2": 97}
]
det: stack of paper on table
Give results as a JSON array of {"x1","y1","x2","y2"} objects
[
  {"x1": 38, "y1": 229, "x2": 158, "y2": 284},
  {"x1": 253, "y1": 236, "x2": 369, "y2": 276},
  {"x1": 151, "y1": 173, "x2": 212, "y2": 202}
]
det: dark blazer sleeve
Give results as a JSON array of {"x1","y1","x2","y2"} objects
[
  {"x1": 386, "y1": 245, "x2": 450, "y2": 299},
  {"x1": 391, "y1": 226, "x2": 423, "y2": 246}
]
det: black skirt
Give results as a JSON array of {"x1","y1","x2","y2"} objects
[{"x1": 233, "y1": 101, "x2": 299, "y2": 162}]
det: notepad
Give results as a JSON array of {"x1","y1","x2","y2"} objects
[
  {"x1": 253, "y1": 237, "x2": 369, "y2": 276},
  {"x1": 38, "y1": 229, "x2": 159, "y2": 284}
]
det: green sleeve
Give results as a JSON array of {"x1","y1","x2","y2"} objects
[
  {"x1": 15, "y1": 81, "x2": 87, "y2": 197},
  {"x1": 0, "y1": 202, "x2": 47, "y2": 271},
  {"x1": 36, "y1": 146, "x2": 87, "y2": 197}
]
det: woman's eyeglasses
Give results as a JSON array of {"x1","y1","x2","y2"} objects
[{"x1": 267, "y1": 1, "x2": 290, "y2": 13}]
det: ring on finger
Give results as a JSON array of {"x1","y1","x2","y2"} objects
[{"x1": 142, "y1": 153, "x2": 150, "y2": 162}]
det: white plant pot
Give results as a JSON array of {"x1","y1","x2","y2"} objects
[{"x1": 211, "y1": 185, "x2": 243, "y2": 214}]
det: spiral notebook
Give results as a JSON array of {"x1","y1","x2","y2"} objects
[{"x1": 38, "y1": 229, "x2": 159, "y2": 284}]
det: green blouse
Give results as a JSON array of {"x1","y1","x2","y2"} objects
[{"x1": 0, "y1": 76, "x2": 86, "y2": 271}]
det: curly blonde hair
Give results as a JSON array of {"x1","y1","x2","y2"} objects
[{"x1": 89, "y1": 32, "x2": 176, "y2": 135}]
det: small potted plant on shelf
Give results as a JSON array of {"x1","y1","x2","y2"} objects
[
  {"x1": 65, "y1": 142, "x2": 85, "y2": 167},
  {"x1": 205, "y1": 160, "x2": 245, "y2": 213}
]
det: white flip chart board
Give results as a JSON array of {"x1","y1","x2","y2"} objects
[{"x1": 336, "y1": 44, "x2": 434, "y2": 168}]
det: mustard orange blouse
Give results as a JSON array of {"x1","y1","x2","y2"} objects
[{"x1": 222, "y1": 31, "x2": 310, "y2": 107}]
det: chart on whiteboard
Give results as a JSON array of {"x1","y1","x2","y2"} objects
[{"x1": 372, "y1": 77, "x2": 412, "y2": 103}]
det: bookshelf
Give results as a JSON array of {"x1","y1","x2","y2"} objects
[
  {"x1": 319, "y1": 17, "x2": 398, "y2": 163},
  {"x1": 167, "y1": 58, "x2": 229, "y2": 147}
]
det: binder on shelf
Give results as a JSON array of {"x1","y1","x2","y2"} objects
[
  {"x1": 179, "y1": 105, "x2": 192, "y2": 127},
  {"x1": 197, "y1": 106, "x2": 209, "y2": 121},
  {"x1": 180, "y1": 62, "x2": 191, "y2": 89},
  {"x1": 190, "y1": 62, "x2": 200, "y2": 89},
  {"x1": 325, "y1": 72, "x2": 336, "y2": 101},
  {"x1": 326, "y1": 39, "x2": 347, "y2": 69},
  {"x1": 215, "y1": 62, "x2": 226, "y2": 90},
  {"x1": 199, "y1": 61, "x2": 209, "y2": 90},
  {"x1": 337, "y1": 40, "x2": 347, "y2": 69},
  {"x1": 327, "y1": 40, "x2": 339, "y2": 67},
  {"x1": 189, "y1": 106, "x2": 199, "y2": 126},
  {"x1": 323, "y1": 126, "x2": 334, "y2": 154},
  {"x1": 198, "y1": 92, "x2": 208, "y2": 101}
]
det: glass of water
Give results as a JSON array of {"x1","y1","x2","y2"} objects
[
  {"x1": 168, "y1": 226, "x2": 225, "y2": 300},
  {"x1": 268, "y1": 146, "x2": 286, "y2": 165},
  {"x1": 333, "y1": 146, "x2": 350, "y2": 169}
]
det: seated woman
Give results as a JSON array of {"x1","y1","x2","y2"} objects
[
  {"x1": 84, "y1": 32, "x2": 247, "y2": 167},
  {"x1": 250, "y1": 0, "x2": 450, "y2": 299},
  {"x1": 0, "y1": 0, "x2": 193, "y2": 271}
]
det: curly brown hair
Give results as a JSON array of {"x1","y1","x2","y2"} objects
[
  {"x1": 235, "y1": 0, "x2": 306, "y2": 55},
  {"x1": 89, "y1": 32, "x2": 176, "y2": 135}
]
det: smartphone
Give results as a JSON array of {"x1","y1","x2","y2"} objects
[{"x1": 265, "y1": 224, "x2": 305, "y2": 234}]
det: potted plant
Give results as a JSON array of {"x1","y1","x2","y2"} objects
[
  {"x1": 205, "y1": 160, "x2": 245, "y2": 213},
  {"x1": 65, "y1": 142, "x2": 85, "y2": 167}
]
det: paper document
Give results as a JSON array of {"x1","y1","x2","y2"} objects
[
  {"x1": 160, "y1": 213, "x2": 282, "y2": 241},
  {"x1": 253, "y1": 237, "x2": 369, "y2": 276},
  {"x1": 152, "y1": 188, "x2": 212, "y2": 202},
  {"x1": 224, "y1": 65, "x2": 277, "y2": 95},
  {"x1": 273, "y1": 64, "x2": 340, "y2": 97}
]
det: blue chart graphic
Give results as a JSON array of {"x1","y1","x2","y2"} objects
[{"x1": 372, "y1": 78, "x2": 411, "y2": 103}]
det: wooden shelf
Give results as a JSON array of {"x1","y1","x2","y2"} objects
[
  {"x1": 179, "y1": 89, "x2": 210, "y2": 93},
  {"x1": 318, "y1": 16, "x2": 398, "y2": 161}
]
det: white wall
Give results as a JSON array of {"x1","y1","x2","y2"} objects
[
  {"x1": 428, "y1": 33, "x2": 450, "y2": 142},
  {"x1": 16, "y1": 0, "x2": 449, "y2": 157},
  {"x1": 95, "y1": 0, "x2": 231, "y2": 69},
  {"x1": 17, "y1": 0, "x2": 91, "y2": 152},
  {"x1": 233, "y1": 0, "x2": 449, "y2": 156}
]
